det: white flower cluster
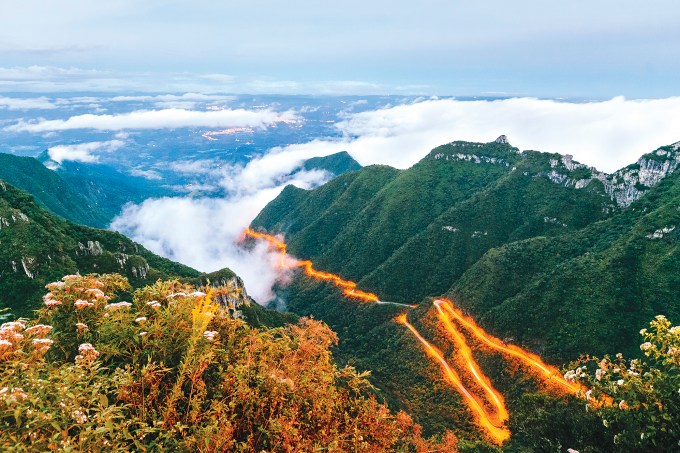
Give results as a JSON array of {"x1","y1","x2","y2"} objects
[
  {"x1": 203, "y1": 331, "x2": 219, "y2": 342},
  {"x1": 75, "y1": 343, "x2": 100, "y2": 365},
  {"x1": 104, "y1": 301, "x2": 132, "y2": 311}
]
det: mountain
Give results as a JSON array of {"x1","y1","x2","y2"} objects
[
  {"x1": 0, "y1": 179, "x2": 200, "y2": 317},
  {"x1": 300, "y1": 151, "x2": 362, "y2": 176},
  {"x1": 253, "y1": 139, "x2": 620, "y2": 301},
  {"x1": 36, "y1": 151, "x2": 173, "y2": 226},
  {"x1": 250, "y1": 137, "x2": 680, "y2": 437},
  {"x1": 449, "y1": 164, "x2": 680, "y2": 361},
  {"x1": 0, "y1": 153, "x2": 110, "y2": 227}
]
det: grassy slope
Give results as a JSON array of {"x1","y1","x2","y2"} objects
[
  {"x1": 301, "y1": 150, "x2": 362, "y2": 175},
  {"x1": 0, "y1": 179, "x2": 200, "y2": 317},
  {"x1": 0, "y1": 153, "x2": 109, "y2": 227},
  {"x1": 250, "y1": 140, "x2": 680, "y2": 436},
  {"x1": 449, "y1": 169, "x2": 680, "y2": 361}
]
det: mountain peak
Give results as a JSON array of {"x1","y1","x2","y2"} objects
[{"x1": 494, "y1": 135, "x2": 509, "y2": 144}]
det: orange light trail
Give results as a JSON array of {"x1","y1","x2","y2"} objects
[
  {"x1": 434, "y1": 299, "x2": 583, "y2": 394},
  {"x1": 397, "y1": 313, "x2": 510, "y2": 444},
  {"x1": 243, "y1": 228, "x2": 607, "y2": 443},
  {"x1": 244, "y1": 228, "x2": 380, "y2": 303},
  {"x1": 433, "y1": 302, "x2": 509, "y2": 426}
]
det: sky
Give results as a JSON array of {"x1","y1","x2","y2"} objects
[{"x1": 1, "y1": 0, "x2": 679, "y2": 97}]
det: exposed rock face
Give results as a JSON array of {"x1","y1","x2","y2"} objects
[
  {"x1": 130, "y1": 263, "x2": 150, "y2": 279},
  {"x1": 433, "y1": 152, "x2": 510, "y2": 166},
  {"x1": 0, "y1": 209, "x2": 30, "y2": 230},
  {"x1": 211, "y1": 275, "x2": 251, "y2": 320},
  {"x1": 544, "y1": 144, "x2": 680, "y2": 207},
  {"x1": 20, "y1": 257, "x2": 36, "y2": 279},
  {"x1": 646, "y1": 226, "x2": 676, "y2": 239},
  {"x1": 495, "y1": 135, "x2": 509, "y2": 144},
  {"x1": 77, "y1": 241, "x2": 104, "y2": 256}
]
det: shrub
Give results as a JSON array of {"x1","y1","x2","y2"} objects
[{"x1": 0, "y1": 274, "x2": 456, "y2": 452}]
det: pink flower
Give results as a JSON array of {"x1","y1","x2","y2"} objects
[
  {"x1": 74, "y1": 299, "x2": 94, "y2": 310},
  {"x1": 85, "y1": 288, "x2": 106, "y2": 299},
  {"x1": 32, "y1": 338, "x2": 54, "y2": 356},
  {"x1": 45, "y1": 281, "x2": 65, "y2": 290},
  {"x1": 24, "y1": 324, "x2": 53, "y2": 337},
  {"x1": 75, "y1": 343, "x2": 99, "y2": 365},
  {"x1": 104, "y1": 302, "x2": 132, "y2": 311},
  {"x1": 203, "y1": 330, "x2": 219, "y2": 342},
  {"x1": 72, "y1": 409, "x2": 87, "y2": 424},
  {"x1": 0, "y1": 387, "x2": 27, "y2": 403},
  {"x1": 0, "y1": 339, "x2": 13, "y2": 355},
  {"x1": 0, "y1": 321, "x2": 25, "y2": 332},
  {"x1": 75, "y1": 323, "x2": 89, "y2": 333}
]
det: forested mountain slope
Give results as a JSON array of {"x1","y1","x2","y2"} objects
[
  {"x1": 0, "y1": 179, "x2": 199, "y2": 317},
  {"x1": 250, "y1": 138, "x2": 680, "y2": 438}
]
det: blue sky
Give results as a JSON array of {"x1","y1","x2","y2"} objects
[{"x1": 1, "y1": 0, "x2": 678, "y2": 96}]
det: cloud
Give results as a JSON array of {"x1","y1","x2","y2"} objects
[
  {"x1": 0, "y1": 66, "x2": 423, "y2": 95},
  {"x1": 47, "y1": 139, "x2": 126, "y2": 163},
  {"x1": 110, "y1": 93, "x2": 235, "y2": 103},
  {"x1": 168, "y1": 159, "x2": 220, "y2": 175},
  {"x1": 112, "y1": 96, "x2": 680, "y2": 305},
  {"x1": 306, "y1": 96, "x2": 680, "y2": 173},
  {"x1": 129, "y1": 168, "x2": 163, "y2": 180},
  {"x1": 6, "y1": 107, "x2": 298, "y2": 132},
  {"x1": 111, "y1": 160, "x2": 331, "y2": 304},
  {"x1": 0, "y1": 96, "x2": 56, "y2": 110}
]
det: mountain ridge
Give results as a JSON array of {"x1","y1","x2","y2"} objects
[{"x1": 250, "y1": 138, "x2": 680, "y2": 436}]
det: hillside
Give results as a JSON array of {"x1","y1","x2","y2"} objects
[
  {"x1": 449, "y1": 166, "x2": 680, "y2": 361},
  {"x1": 300, "y1": 150, "x2": 362, "y2": 176},
  {"x1": 0, "y1": 179, "x2": 201, "y2": 317},
  {"x1": 250, "y1": 138, "x2": 680, "y2": 440},
  {"x1": 0, "y1": 274, "x2": 455, "y2": 451},
  {"x1": 0, "y1": 153, "x2": 109, "y2": 227},
  {"x1": 45, "y1": 158, "x2": 172, "y2": 227}
]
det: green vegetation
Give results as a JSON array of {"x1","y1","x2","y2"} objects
[
  {"x1": 451, "y1": 168, "x2": 680, "y2": 362},
  {"x1": 566, "y1": 316, "x2": 680, "y2": 451},
  {"x1": 251, "y1": 140, "x2": 679, "y2": 444},
  {"x1": 0, "y1": 274, "x2": 457, "y2": 451},
  {"x1": 0, "y1": 154, "x2": 109, "y2": 227},
  {"x1": 301, "y1": 151, "x2": 362, "y2": 176},
  {"x1": 0, "y1": 180, "x2": 202, "y2": 318},
  {"x1": 54, "y1": 160, "x2": 170, "y2": 225}
]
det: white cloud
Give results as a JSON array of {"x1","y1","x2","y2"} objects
[
  {"x1": 110, "y1": 93, "x2": 235, "y2": 103},
  {"x1": 0, "y1": 66, "x2": 416, "y2": 95},
  {"x1": 47, "y1": 139, "x2": 126, "y2": 163},
  {"x1": 129, "y1": 168, "x2": 163, "y2": 180},
  {"x1": 6, "y1": 107, "x2": 298, "y2": 132},
  {"x1": 0, "y1": 96, "x2": 55, "y2": 110},
  {"x1": 111, "y1": 160, "x2": 331, "y2": 304},
  {"x1": 308, "y1": 96, "x2": 680, "y2": 172},
  {"x1": 168, "y1": 159, "x2": 220, "y2": 175}
]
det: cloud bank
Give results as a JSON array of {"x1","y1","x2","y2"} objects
[
  {"x1": 47, "y1": 139, "x2": 126, "y2": 163},
  {"x1": 111, "y1": 161, "x2": 331, "y2": 304},
  {"x1": 112, "y1": 96, "x2": 680, "y2": 305},
  {"x1": 6, "y1": 107, "x2": 297, "y2": 132},
  {"x1": 0, "y1": 96, "x2": 56, "y2": 110},
  {"x1": 327, "y1": 96, "x2": 680, "y2": 172}
]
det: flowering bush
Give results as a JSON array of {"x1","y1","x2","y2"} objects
[
  {"x1": 567, "y1": 315, "x2": 680, "y2": 450},
  {"x1": 0, "y1": 274, "x2": 457, "y2": 451}
]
